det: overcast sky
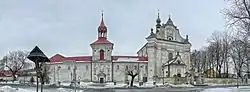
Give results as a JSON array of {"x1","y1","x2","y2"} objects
[{"x1": 0, "y1": 0, "x2": 228, "y2": 58}]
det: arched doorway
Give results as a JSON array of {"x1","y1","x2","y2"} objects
[
  {"x1": 97, "y1": 72, "x2": 106, "y2": 83},
  {"x1": 177, "y1": 73, "x2": 181, "y2": 77}
]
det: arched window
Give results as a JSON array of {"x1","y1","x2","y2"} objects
[
  {"x1": 168, "y1": 53, "x2": 173, "y2": 60},
  {"x1": 168, "y1": 37, "x2": 172, "y2": 40},
  {"x1": 167, "y1": 36, "x2": 173, "y2": 41},
  {"x1": 99, "y1": 49, "x2": 104, "y2": 60}
]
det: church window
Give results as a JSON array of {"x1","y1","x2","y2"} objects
[
  {"x1": 125, "y1": 65, "x2": 128, "y2": 70},
  {"x1": 177, "y1": 60, "x2": 181, "y2": 64},
  {"x1": 68, "y1": 66, "x2": 71, "y2": 70},
  {"x1": 117, "y1": 65, "x2": 119, "y2": 70},
  {"x1": 94, "y1": 67, "x2": 96, "y2": 74},
  {"x1": 107, "y1": 76, "x2": 110, "y2": 80},
  {"x1": 140, "y1": 65, "x2": 143, "y2": 68},
  {"x1": 99, "y1": 50, "x2": 104, "y2": 60},
  {"x1": 177, "y1": 69, "x2": 181, "y2": 73},
  {"x1": 86, "y1": 65, "x2": 88, "y2": 70},
  {"x1": 168, "y1": 53, "x2": 173, "y2": 60},
  {"x1": 57, "y1": 66, "x2": 61, "y2": 70}
]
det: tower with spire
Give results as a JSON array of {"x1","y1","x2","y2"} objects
[
  {"x1": 90, "y1": 11, "x2": 114, "y2": 61},
  {"x1": 156, "y1": 9, "x2": 161, "y2": 31}
]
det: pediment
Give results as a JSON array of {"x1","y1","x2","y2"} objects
[{"x1": 162, "y1": 55, "x2": 185, "y2": 67}]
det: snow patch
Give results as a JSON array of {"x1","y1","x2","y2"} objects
[
  {"x1": 0, "y1": 86, "x2": 32, "y2": 92},
  {"x1": 202, "y1": 88, "x2": 234, "y2": 92}
]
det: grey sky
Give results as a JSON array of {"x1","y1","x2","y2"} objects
[{"x1": 0, "y1": 0, "x2": 227, "y2": 58}]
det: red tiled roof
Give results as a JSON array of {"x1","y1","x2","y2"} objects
[
  {"x1": 65, "y1": 56, "x2": 92, "y2": 61},
  {"x1": 0, "y1": 70, "x2": 21, "y2": 77},
  {"x1": 49, "y1": 54, "x2": 92, "y2": 62},
  {"x1": 91, "y1": 37, "x2": 113, "y2": 45},
  {"x1": 49, "y1": 54, "x2": 65, "y2": 62},
  {"x1": 50, "y1": 54, "x2": 148, "y2": 62},
  {"x1": 111, "y1": 56, "x2": 148, "y2": 61}
]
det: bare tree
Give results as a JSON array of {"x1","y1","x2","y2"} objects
[
  {"x1": 206, "y1": 45, "x2": 216, "y2": 78},
  {"x1": 2, "y1": 50, "x2": 29, "y2": 81},
  {"x1": 224, "y1": 0, "x2": 250, "y2": 32},
  {"x1": 191, "y1": 50, "x2": 207, "y2": 74},
  {"x1": 0, "y1": 59, "x2": 5, "y2": 70},
  {"x1": 203, "y1": 31, "x2": 232, "y2": 78},
  {"x1": 125, "y1": 65, "x2": 139, "y2": 87},
  {"x1": 209, "y1": 32, "x2": 223, "y2": 77},
  {"x1": 230, "y1": 36, "x2": 248, "y2": 81},
  {"x1": 222, "y1": 31, "x2": 233, "y2": 78}
]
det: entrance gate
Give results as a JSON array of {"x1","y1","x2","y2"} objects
[{"x1": 100, "y1": 78, "x2": 104, "y2": 83}]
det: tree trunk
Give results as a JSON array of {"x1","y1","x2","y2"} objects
[
  {"x1": 218, "y1": 67, "x2": 222, "y2": 78},
  {"x1": 36, "y1": 70, "x2": 39, "y2": 92},
  {"x1": 41, "y1": 76, "x2": 44, "y2": 92},
  {"x1": 12, "y1": 71, "x2": 17, "y2": 82},
  {"x1": 226, "y1": 61, "x2": 229, "y2": 78},
  {"x1": 130, "y1": 76, "x2": 135, "y2": 87}
]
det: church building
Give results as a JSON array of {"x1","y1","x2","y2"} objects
[{"x1": 48, "y1": 12, "x2": 191, "y2": 83}]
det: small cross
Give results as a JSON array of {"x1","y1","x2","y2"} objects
[
  {"x1": 157, "y1": 9, "x2": 160, "y2": 16},
  {"x1": 101, "y1": 10, "x2": 104, "y2": 17}
]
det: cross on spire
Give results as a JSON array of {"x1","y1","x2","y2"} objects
[
  {"x1": 157, "y1": 9, "x2": 160, "y2": 18},
  {"x1": 156, "y1": 9, "x2": 161, "y2": 25},
  {"x1": 101, "y1": 10, "x2": 104, "y2": 19}
]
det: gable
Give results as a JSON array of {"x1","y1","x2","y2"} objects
[{"x1": 162, "y1": 54, "x2": 185, "y2": 67}]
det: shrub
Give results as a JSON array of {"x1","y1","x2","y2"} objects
[{"x1": 30, "y1": 76, "x2": 35, "y2": 84}]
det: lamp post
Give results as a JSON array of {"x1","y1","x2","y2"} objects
[
  {"x1": 162, "y1": 68, "x2": 164, "y2": 85},
  {"x1": 73, "y1": 65, "x2": 77, "y2": 92},
  {"x1": 184, "y1": 72, "x2": 189, "y2": 84}
]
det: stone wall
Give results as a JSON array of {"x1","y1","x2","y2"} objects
[
  {"x1": 204, "y1": 78, "x2": 250, "y2": 84},
  {"x1": 158, "y1": 77, "x2": 250, "y2": 85},
  {"x1": 160, "y1": 77, "x2": 187, "y2": 84}
]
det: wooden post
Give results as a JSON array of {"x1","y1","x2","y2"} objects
[{"x1": 35, "y1": 62, "x2": 39, "y2": 92}]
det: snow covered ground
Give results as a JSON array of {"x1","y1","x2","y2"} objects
[
  {"x1": 0, "y1": 86, "x2": 85, "y2": 92},
  {"x1": 0, "y1": 85, "x2": 250, "y2": 92},
  {"x1": 0, "y1": 82, "x2": 250, "y2": 92}
]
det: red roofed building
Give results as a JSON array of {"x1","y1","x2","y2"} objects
[{"x1": 48, "y1": 11, "x2": 191, "y2": 84}]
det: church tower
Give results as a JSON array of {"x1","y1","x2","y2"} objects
[{"x1": 90, "y1": 12, "x2": 114, "y2": 61}]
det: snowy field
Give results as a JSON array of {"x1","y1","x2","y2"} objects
[{"x1": 0, "y1": 86, "x2": 250, "y2": 92}]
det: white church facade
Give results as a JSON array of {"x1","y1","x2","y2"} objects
[{"x1": 48, "y1": 12, "x2": 191, "y2": 83}]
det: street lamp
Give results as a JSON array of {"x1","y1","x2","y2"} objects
[
  {"x1": 27, "y1": 46, "x2": 50, "y2": 92},
  {"x1": 73, "y1": 64, "x2": 77, "y2": 92},
  {"x1": 162, "y1": 68, "x2": 164, "y2": 85},
  {"x1": 184, "y1": 72, "x2": 189, "y2": 84}
]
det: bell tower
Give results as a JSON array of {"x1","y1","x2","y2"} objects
[{"x1": 90, "y1": 11, "x2": 114, "y2": 61}]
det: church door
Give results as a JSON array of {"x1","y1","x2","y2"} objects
[{"x1": 100, "y1": 78, "x2": 104, "y2": 83}]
